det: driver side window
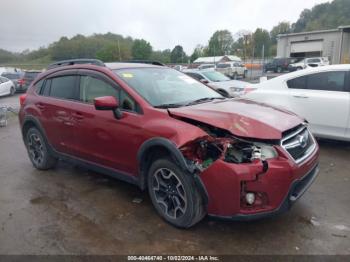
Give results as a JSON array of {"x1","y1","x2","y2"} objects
[
  {"x1": 79, "y1": 76, "x2": 119, "y2": 103},
  {"x1": 79, "y1": 75, "x2": 138, "y2": 112}
]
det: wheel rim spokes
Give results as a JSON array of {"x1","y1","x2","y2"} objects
[
  {"x1": 152, "y1": 168, "x2": 187, "y2": 219},
  {"x1": 28, "y1": 133, "x2": 44, "y2": 165}
]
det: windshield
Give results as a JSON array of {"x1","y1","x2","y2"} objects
[
  {"x1": 114, "y1": 68, "x2": 223, "y2": 107},
  {"x1": 202, "y1": 71, "x2": 230, "y2": 82}
]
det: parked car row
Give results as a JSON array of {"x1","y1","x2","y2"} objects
[
  {"x1": 264, "y1": 57, "x2": 330, "y2": 73},
  {"x1": 0, "y1": 70, "x2": 42, "y2": 97},
  {"x1": 174, "y1": 59, "x2": 247, "y2": 79}
]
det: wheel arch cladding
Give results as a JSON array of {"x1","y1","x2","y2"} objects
[
  {"x1": 21, "y1": 116, "x2": 48, "y2": 145},
  {"x1": 137, "y1": 137, "x2": 209, "y2": 205}
]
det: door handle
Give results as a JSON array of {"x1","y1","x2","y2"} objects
[{"x1": 293, "y1": 95, "x2": 309, "y2": 99}]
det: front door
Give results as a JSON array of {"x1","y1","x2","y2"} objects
[{"x1": 71, "y1": 72, "x2": 144, "y2": 175}]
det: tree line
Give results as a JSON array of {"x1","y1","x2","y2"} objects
[{"x1": 1, "y1": 0, "x2": 349, "y2": 65}]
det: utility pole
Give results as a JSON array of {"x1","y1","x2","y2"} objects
[
  {"x1": 117, "y1": 40, "x2": 122, "y2": 61},
  {"x1": 262, "y1": 44, "x2": 265, "y2": 74}
]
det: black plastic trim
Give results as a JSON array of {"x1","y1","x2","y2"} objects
[{"x1": 137, "y1": 137, "x2": 209, "y2": 204}]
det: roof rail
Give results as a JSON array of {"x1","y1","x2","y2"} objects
[
  {"x1": 125, "y1": 60, "x2": 165, "y2": 66},
  {"x1": 47, "y1": 59, "x2": 105, "y2": 70}
]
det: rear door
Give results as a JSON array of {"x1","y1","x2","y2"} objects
[
  {"x1": 287, "y1": 70, "x2": 350, "y2": 139},
  {"x1": 38, "y1": 71, "x2": 79, "y2": 155}
]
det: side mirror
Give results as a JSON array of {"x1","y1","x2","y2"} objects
[
  {"x1": 94, "y1": 96, "x2": 123, "y2": 119},
  {"x1": 200, "y1": 79, "x2": 209, "y2": 84},
  {"x1": 94, "y1": 96, "x2": 118, "y2": 110}
]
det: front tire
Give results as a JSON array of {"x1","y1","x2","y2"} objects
[
  {"x1": 25, "y1": 127, "x2": 57, "y2": 170},
  {"x1": 147, "y1": 158, "x2": 206, "y2": 228}
]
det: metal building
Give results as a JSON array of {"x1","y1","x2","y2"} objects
[{"x1": 277, "y1": 25, "x2": 350, "y2": 64}]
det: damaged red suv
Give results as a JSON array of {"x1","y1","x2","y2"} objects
[{"x1": 19, "y1": 59, "x2": 319, "y2": 228}]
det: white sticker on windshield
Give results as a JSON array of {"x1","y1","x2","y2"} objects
[{"x1": 178, "y1": 75, "x2": 197, "y2": 84}]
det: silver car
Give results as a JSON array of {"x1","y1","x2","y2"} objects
[{"x1": 184, "y1": 69, "x2": 253, "y2": 97}]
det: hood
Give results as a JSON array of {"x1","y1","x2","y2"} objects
[
  {"x1": 168, "y1": 99, "x2": 304, "y2": 140},
  {"x1": 209, "y1": 80, "x2": 248, "y2": 90}
]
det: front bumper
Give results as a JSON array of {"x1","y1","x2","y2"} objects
[
  {"x1": 208, "y1": 164, "x2": 319, "y2": 221},
  {"x1": 199, "y1": 141, "x2": 319, "y2": 219}
]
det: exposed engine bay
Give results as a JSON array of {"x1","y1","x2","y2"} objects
[{"x1": 178, "y1": 118, "x2": 277, "y2": 171}]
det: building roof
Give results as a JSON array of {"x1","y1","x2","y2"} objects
[
  {"x1": 193, "y1": 55, "x2": 241, "y2": 64},
  {"x1": 278, "y1": 25, "x2": 350, "y2": 38}
]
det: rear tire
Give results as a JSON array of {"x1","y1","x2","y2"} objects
[
  {"x1": 147, "y1": 158, "x2": 206, "y2": 228},
  {"x1": 25, "y1": 127, "x2": 57, "y2": 170}
]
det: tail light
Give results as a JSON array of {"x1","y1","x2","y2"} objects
[
  {"x1": 18, "y1": 79, "x2": 26, "y2": 86},
  {"x1": 19, "y1": 94, "x2": 27, "y2": 107}
]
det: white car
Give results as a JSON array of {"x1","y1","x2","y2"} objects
[
  {"x1": 288, "y1": 57, "x2": 330, "y2": 71},
  {"x1": 0, "y1": 76, "x2": 16, "y2": 97},
  {"x1": 216, "y1": 61, "x2": 247, "y2": 79},
  {"x1": 243, "y1": 65, "x2": 350, "y2": 141},
  {"x1": 184, "y1": 69, "x2": 254, "y2": 97}
]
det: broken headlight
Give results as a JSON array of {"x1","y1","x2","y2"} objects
[
  {"x1": 225, "y1": 142, "x2": 278, "y2": 163},
  {"x1": 252, "y1": 144, "x2": 278, "y2": 160}
]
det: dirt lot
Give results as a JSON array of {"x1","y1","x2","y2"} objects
[{"x1": 0, "y1": 95, "x2": 350, "y2": 255}]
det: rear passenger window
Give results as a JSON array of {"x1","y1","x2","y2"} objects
[
  {"x1": 79, "y1": 76, "x2": 119, "y2": 103},
  {"x1": 287, "y1": 72, "x2": 346, "y2": 92},
  {"x1": 49, "y1": 76, "x2": 77, "y2": 99},
  {"x1": 34, "y1": 80, "x2": 44, "y2": 93},
  {"x1": 308, "y1": 71, "x2": 345, "y2": 91},
  {"x1": 287, "y1": 76, "x2": 307, "y2": 89},
  {"x1": 42, "y1": 79, "x2": 51, "y2": 96}
]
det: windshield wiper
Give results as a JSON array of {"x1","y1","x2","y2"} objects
[{"x1": 185, "y1": 97, "x2": 225, "y2": 106}]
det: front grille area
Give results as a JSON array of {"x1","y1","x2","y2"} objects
[{"x1": 281, "y1": 125, "x2": 316, "y2": 164}]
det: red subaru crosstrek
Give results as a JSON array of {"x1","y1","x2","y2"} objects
[{"x1": 19, "y1": 59, "x2": 319, "y2": 228}]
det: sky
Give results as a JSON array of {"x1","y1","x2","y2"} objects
[{"x1": 0, "y1": 0, "x2": 330, "y2": 54}]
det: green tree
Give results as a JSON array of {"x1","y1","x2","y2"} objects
[
  {"x1": 207, "y1": 30, "x2": 233, "y2": 56},
  {"x1": 170, "y1": 45, "x2": 187, "y2": 63},
  {"x1": 151, "y1": 49, "x2": 171, "y2": 63},
  {"x1": 292, "y1": 0, "x2": 350, "y2": 32},
  {"x1": 96, "y1": 41, "x2": 132, "y2": 62},
  {"x1": 270, "y1": 22, "x2": 291, "y2": 43},
  {"x1": 132, "y1": 39, "x2": 152, "y2": 60},
  {"x1": 190, "y1": 45, "x2": 205, "y2": 62},
  {"x1": 252, "y1": 28, "x2": 271, "y2": 58}
]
